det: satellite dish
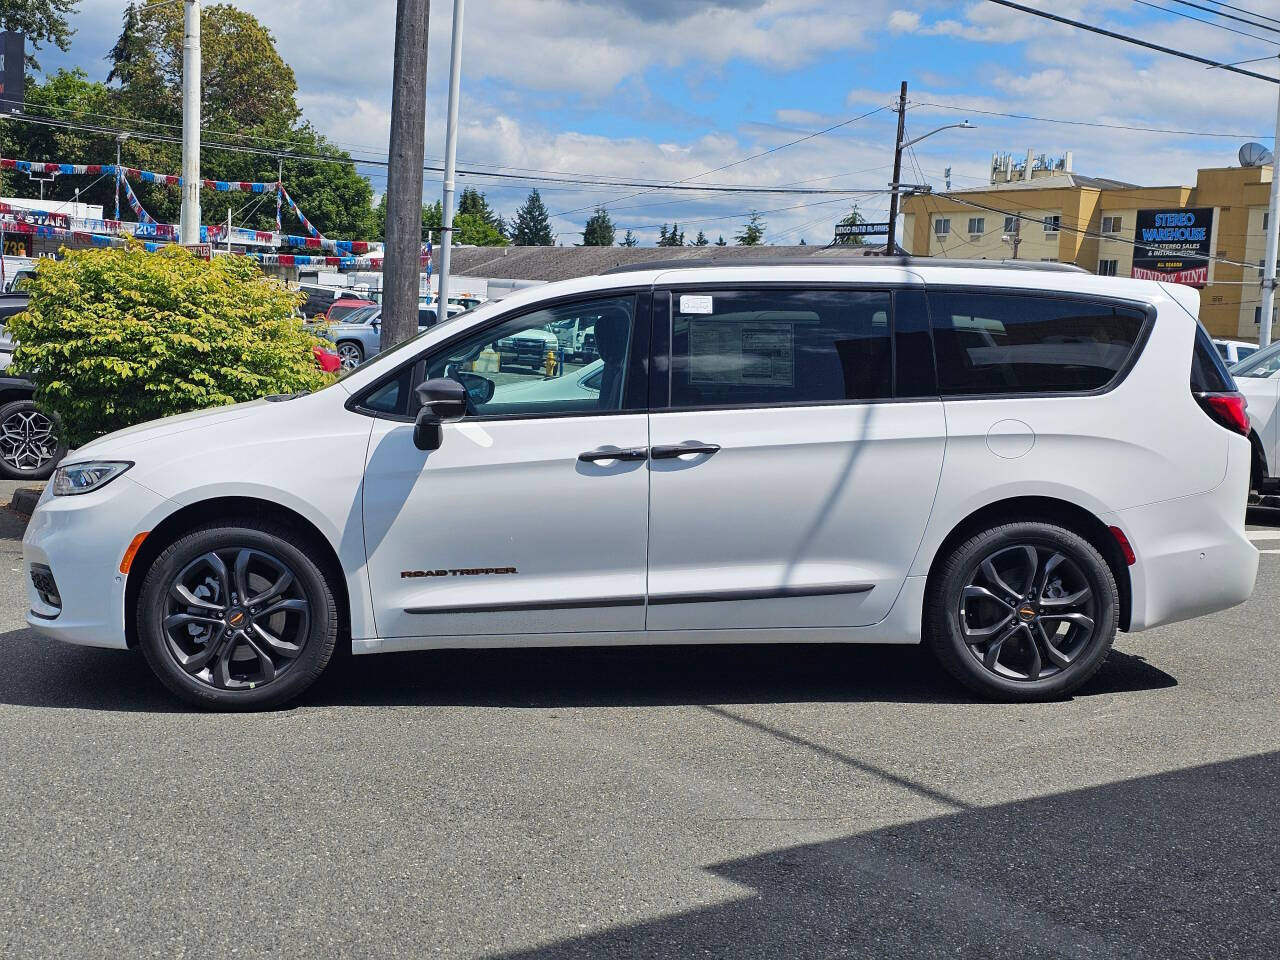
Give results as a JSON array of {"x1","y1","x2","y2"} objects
[{"x1": 1240, "y1": 141, "x2": 1274, "y2": 167}]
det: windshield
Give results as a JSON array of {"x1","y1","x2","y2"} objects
[{"x1": 1232, "y1": 340, "x2": 1280, "y2": 378}]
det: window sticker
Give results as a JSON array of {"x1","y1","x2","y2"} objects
[
  {"x1": 680, "y1": 294, "x2": 714, "y2": 315},
  {"x1": 690, "y1": 321, "x2": 795, "y2": 387}
]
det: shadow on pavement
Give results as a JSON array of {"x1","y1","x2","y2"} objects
[
  {"x1": 0, "y1": 628, "x2": 1176, "y2": 711},
  {"x1": 493, "y1": 750, "x2": 1280, "y2": 960}
]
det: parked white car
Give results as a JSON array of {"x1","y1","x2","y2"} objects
[
  {"x1": 23, "y1": 260, "x2": 1258, "y2": 709},
  {"x1": 1215, "y1": 338, "x2": 1259, "y2": 366},
  {"x1": 1230, "y1": 341, "x2": 1280, "y2": 491}
]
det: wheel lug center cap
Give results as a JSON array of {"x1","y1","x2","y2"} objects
[
  {"x1": 226, "y1": 607, "x2": 248, "y2": 628},
  {"x1": 1017, "y1": 604, "x2": 1038, "y2": 622}
]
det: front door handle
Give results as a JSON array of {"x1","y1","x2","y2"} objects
[
  {"x1": 578, "y1": 446, "x2": 648, "y2": 463},
  {"x1": 651, "y1": 442, "x2": 721, "y2": 460}
]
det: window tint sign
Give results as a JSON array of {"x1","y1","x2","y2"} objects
[{"x1": 1131, "y1": 207, "x2": 1213, "y2": 287}]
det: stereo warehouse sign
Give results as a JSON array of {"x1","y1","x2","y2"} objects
[{"x1": 1131, "y1": 207, "x2": 1214, "y2": 287}]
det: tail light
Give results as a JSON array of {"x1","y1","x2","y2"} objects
[{"x1": 1194, "y1": 391, "x2": 1250, "y2": 436}]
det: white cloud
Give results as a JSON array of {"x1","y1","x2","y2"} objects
[{"x1": 888, "y1": 10, "x2": 921, "y2": 32}]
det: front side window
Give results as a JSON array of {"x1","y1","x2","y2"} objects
[
  {"x1": 928, "y1": 291, "x2": 1148, "y2": 395},
  {"x1": 1231, "y1": 339, "x2": 1280, "y2": 379},
  {"x1": 668, "y1": 289, "x2": 892, "y2": 408},
  {"x1": 424, "y1": 295, "x2": 638, "y2": 418}
]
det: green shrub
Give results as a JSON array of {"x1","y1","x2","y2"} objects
[{"x1": 9, "y1": 246, "x2": 332, "y2": 446}]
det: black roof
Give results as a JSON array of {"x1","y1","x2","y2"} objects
[{"x1": 601, "y1": 256, "x2": 1089, "y2": 275}]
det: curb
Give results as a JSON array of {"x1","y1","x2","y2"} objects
[{"x1": 9, "y1": 486, "x2": 42, "y2": 517}]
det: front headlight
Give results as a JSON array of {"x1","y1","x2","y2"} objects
[{"x1": 52, "y1": 461, "x2": 134, "y2": 496}]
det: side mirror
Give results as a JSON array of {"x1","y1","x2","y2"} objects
[{"x1": 413, "y1": 377, "x2": 468, "y2": 451}]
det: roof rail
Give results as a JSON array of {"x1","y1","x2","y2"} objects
[{"x1": 599, "y1": 255, "x2": 1090, "y2": 276}]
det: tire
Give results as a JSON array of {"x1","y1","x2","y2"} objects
[
  {"x1": 336, "y1": 340, "x2": 364, "y2": 371},
  {"x1": 136, "y1": 520, "x2": 338, "y2": 710},
  {"x1": 0, "y1": 399, "x2": 68, "y2": 481},
  {"x1": 925, "y1": 521, "x2": 1118, "y2": 702}
]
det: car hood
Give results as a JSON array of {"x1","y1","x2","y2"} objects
[{"x1": 69, "y1": 398, "x2": 280, "y2": 459}]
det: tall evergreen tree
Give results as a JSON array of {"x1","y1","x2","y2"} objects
[
  {"x1": 511, "y1": 189, "x2": 554, "y2": 245},
  {"x1": 834, "y1": 205, "x2": 868, "y2": 246},
  {"x1": 657, "y1": 222, "x2": 684, "y2": 247},
  {"x1": 694, "y1": 230, "x2": 709, "y2": 246},
  {"x1": 458, "y1": 187, "x2": 503, "y2": 231},
  {"x1": 734, "y1": 211, "x2": 766, "y2": 246},
  {"x1": 715, "y1": 235, "x2": 728, "y2": 246},
  {"x1": 620, "y1": 230, "x2": 639, "y2": 247},
  {"x1": 582, "y1": 207, "x2": 616, "y2": 246}
]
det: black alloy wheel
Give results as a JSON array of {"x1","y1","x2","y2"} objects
[
  {"x1": 926, "y1": 521, "x2": 1118, "y2": 701},
  {"x1": 138, "y1": 522, "x2": 337, "y2": 709},
  {"x1": 959, "y1": 544, "x2": 1097, "y2": 682},
  {"x1": 0, "y1": 399, "x2": 67, "y2": 480}
]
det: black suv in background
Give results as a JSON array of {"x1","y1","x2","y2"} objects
[{"x1": 0, "y1": 292, "x2": 68, "y2": 481}]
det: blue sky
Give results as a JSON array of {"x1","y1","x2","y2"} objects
[{"x1": 29, "y1": 0, "x2": 1280, "y2": 244}]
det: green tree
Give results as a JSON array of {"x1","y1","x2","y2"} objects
[
  {"x1": 620, "y1": 230, "x2": 638, "y2": 247},
  {"x1": 453, "y1": 212, "x2": 507, "y2": 246},
  {"x1": 693, "y1": 230, "x2": 709, "y2": 246},
  {"x1": 511, "y1": 189, "x2": 553, "y2": 245},
  {"x1": 657, "y1": 222, "x2": 683, "y2": 247},
  {"x1": 10, "y1": 246, "x2": 329, "y2": 445},
  {"x1": 834, "y1": 205, "x2": 867, "y2": 246},
  {"x1": 581, "y1": 207, "x2": 616, "y2": 246},
  {"x1": 715, "y1": 235, "x2": 727, "y2": 246},
  {"x1": 92, "y1": 1, "x2": 374, "y2": 237},
  {"x1": 0, "y1": 70, "x2": 119, "y2": 210},
  {"x1": 734, "y1": 211, "x2": 766, "y2": 246},
  {"x1": 1, "y1": 0, "x2": 80, "y2": 70},
  {"x1": 458, "y1": 187, "x2": 504, "y2": 235}
]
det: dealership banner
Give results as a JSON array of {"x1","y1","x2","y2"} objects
[{"x1": 1131, "y1": 207, "x2": 1213, "y2": 287}]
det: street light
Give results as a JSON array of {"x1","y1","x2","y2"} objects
[{"x1": 885, "y1": 81, "x2": 975, "y2": 256}]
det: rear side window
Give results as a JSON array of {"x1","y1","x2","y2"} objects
[
  {"x1": 927, "y1": 291, "x2": 1148, "y2": 395},
  {"x1": 669, "y1": 289, "x2": 892, "y2": 408},
  {"x1": 1190, "y1": 323, "x2": 1236, "y2": 392}
]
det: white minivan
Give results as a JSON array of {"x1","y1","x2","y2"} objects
[{"x1": 23, "y1": 259, "x2": 1259, "y2": 709}]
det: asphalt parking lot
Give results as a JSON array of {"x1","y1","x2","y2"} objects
[{"x1": 0, "y1": 484, "x2": 1277, "y2": 959}]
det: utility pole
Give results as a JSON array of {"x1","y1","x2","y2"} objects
[
  {"x1": 114, "y1": 135, "x2": 128, "y2": 222},
  {"x1": 179, "y1": 0, "x2": 202, "y2": 245},
  {"x1": 383, "y1": 0, "x2": 431, "y2": 350},
  {"x1": 1261, "y1": 73, "x2": 1280, "y2": 348},
  {"x1": 1004, "y1": 215, "x2": 1022, "y2": 260},
  {"x1": 886, "y1": 80, "x2": 908, "y2": 257},
  {"x1": 437, "y1": 0, "x2": 466, "y2": 314}
]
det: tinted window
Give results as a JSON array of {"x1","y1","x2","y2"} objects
[
  {"x1": 893, "y1": 288, "x2": 937, "y2": 398},
  {"x1": 669, "y1": 289, "x2": 892, "y2": 408},
  {"x1": 1191, "y1": 324, "x2": 1237, "y2": 391},
  {"x1": 928, "y1": 292, "x2": 1147, "y2": 395},
  {"x1": 425, "y1": 295, "x2": 638, "y2": 418}
]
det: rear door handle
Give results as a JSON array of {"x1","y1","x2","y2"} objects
[
  {"x1": 578, "y1": 446, "x2": 649, "y2": 463},
  {"x1": 651, "y1": 442, "x2": 721, "y2": 459}
]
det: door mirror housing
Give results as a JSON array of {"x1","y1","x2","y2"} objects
[
  {"x1": 455, "y1": 370, "x2": 495, "y2": 405},
  {"x1": 413, "y1": 377, "x2": 468, "y2": 451}
]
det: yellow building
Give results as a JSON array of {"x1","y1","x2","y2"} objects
[{"x1": 902, "y1": 154, "x2": 1277, "y2": 341}]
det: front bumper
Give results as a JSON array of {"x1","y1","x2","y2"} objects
[{"x1": 22, "y1": 474, "x2": 174, "y2": 649}]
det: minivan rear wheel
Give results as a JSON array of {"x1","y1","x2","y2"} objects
[
  {"x1": 137, "y1": 521, "x2": 338, "y2": 710},
  {"x1": 925, "y1": 521, "x2": 1118, "y2": 701}
]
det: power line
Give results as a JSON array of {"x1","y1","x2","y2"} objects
[
  {"x1": 1167, "y1": 0, "x2": 1280, "y2": 35},
  {"x1": 1130, "y1": 0, "x2": 1280, "y2": 44},
  {"x1": 551, "y1": 104, "x2": 894, "y2": 218},
  {"x1": 0, "y1": 113, "x2": 888, "y2": 196},
  {"x1": 1195, "y1": 0, "x2": 1280, "y2": 29},
  {"x1": 985, "y1": 0, "x2": 1280, "y2": 82},
  {"x1": 909, "y1": 100, "x2": 1273, "y2": 139}
]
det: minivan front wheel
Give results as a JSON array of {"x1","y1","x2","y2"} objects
[
  {"x1": 926, "y1": 522, "x2": 1118, "y2": 701},
  {"x1": 137, "y1": 521, "x2": 338, "y2": 710}
]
